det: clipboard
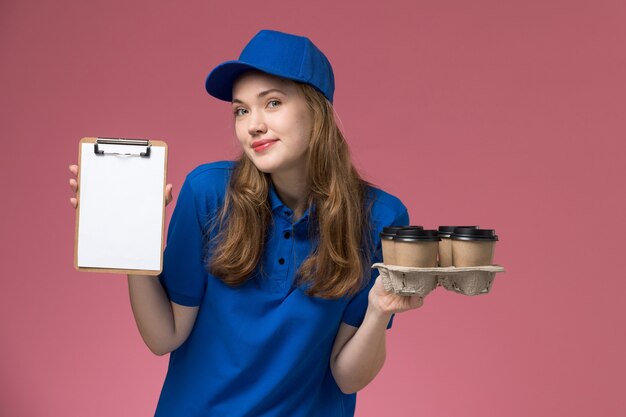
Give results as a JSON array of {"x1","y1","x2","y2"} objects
[{"x1": 74, "y1": 137, "x2": 168, "y2": 275}]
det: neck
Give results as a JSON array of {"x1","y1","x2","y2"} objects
[{"x1": 271, "y1": 169, "x2": 308, "y2": 218}]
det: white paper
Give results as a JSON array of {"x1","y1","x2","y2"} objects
[{"x1": 77, "y1": 142, "x2": 166, "y2": 271}]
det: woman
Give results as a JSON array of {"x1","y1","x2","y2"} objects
[{"x1": 69, "y1": 29, "x2": 423, "y2": 417}]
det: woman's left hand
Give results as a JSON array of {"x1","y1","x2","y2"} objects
[{"x1": 368, "y1": 276, "x2": 424, "y2": 314}]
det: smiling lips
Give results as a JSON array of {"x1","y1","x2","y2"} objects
[{"x1": 251, "y1": 139, "x2": 278, "y2": 152}]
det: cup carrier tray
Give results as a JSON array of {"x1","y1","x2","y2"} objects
[{"x1": 372, "y1": 263, "x2": 505, "y2": 297}]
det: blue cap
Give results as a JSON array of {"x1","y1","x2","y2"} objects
[{"x1": 205, "y1": 30, "x2": 335, "y2": 103}]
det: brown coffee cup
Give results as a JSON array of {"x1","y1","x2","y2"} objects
[
  {"x1": 451, "y1": 228, "x2": 498, "y2": 266},
  {"x1": 393, "y1": 229, "x2": 440, "y2": 267},
  {"x1": 437, "y1": 226, "x2": 478, "y2": 267},
  {"x1": 380, "y1": 226, "x2": 421, "y2": 265}
]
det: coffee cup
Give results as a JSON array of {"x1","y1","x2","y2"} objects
[
  {"x1": 380, "y1": 225, "x2": 421, "y2": 265},
  {"x1": 437, "y1": 226, "x2": 479, "y2": 267},
  {"x1": 393, "y1": 228, "x2": 440, "y2": 267},
  {"x1": 451, "y1": 228, "x2": 498, "y2": 266}
]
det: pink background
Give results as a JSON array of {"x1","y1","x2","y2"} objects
[{"x1": 1, "y1": 0, "x2": 625, "y2": 415}]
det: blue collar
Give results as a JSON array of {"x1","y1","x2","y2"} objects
[{"x1": 268, "y1": 182, "x2": 314, "y2": 226}]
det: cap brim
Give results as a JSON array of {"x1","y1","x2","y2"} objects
[
  {"x1": 205, "y1": 60, "x2": 312, "y2": 102},
  {"x1": 205, "y1": 61, "x2": 260, "y2": 102}
]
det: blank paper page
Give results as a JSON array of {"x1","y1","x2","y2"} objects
[{"x1": 77, "y1": 142, "x2": 165, "y2": 271}]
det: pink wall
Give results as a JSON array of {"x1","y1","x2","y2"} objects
[{"x1": 1, "y1": 0, "x2": 624, "y2": 415}]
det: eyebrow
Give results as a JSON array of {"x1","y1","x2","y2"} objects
[{"x1": 232, "y1": 89, "x2": 287, "y2": 104}]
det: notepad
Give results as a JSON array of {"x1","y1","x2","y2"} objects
[{"x1": 74, "y1": 137, "x2": 168, "y2": 275}]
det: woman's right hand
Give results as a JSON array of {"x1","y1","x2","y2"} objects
[{"x1": 68, "y1": 164, "x2": 174, "y2": 209}]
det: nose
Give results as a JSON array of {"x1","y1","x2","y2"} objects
[{"x1": 248, "y1": 111, "x2": 267, "y2": 136}]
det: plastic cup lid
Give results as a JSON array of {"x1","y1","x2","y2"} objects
[
  {"x1": 438, "y1": 225, "x2": 479, "y2": 238},
  {"x1": 380, "y1": 225, "x2": 422, "y2": 239},
  {"x1": 394, "y1": 228, "x2": 441, "y2": 242},
  {"x1": 451, "y1": 227, "x2": 498, "y2": 241},
  {"x1": 380, "y1": 226, "x2": 408, "y2": 239}
]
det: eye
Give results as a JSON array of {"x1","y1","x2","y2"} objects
[
  {"x1": 267, "y1": 99, "x2": 281, "y2": 108},
  {"x1": 233, "y1": 107, "x2": 247, "y2": 117}
]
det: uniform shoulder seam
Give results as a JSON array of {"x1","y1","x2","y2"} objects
[
  {"x1": 186, "y1": 160, "x2": 235, "y2": 182},
  {"x1": 367, "y1": 185, "x2": 407, "y2": 212}
]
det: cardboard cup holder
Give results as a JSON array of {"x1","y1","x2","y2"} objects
[{"x1": 372, "y1": 263, "x2": 505, "y2": 297}]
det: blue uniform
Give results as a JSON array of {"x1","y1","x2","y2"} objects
[{"x1": 156, "y1": 161, "x2": 409, "y2": 417}]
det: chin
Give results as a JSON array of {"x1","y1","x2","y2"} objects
[
  {"x1": 245, "y1": 153, "x2": 281, "y2": 174},
  {"x1": 245, "y1": 149, "x2": 306, "y2": 177},
  {"x1": 247, "y1": 158, "x2": 280, "y2": 174}
]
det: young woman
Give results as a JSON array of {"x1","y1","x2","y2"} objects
[{"x1": 69, "y1": 29, "x2": 423, "y2": 417}]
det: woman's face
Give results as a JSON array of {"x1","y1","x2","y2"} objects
[{"x1": 232, "y1": 71, "x2": 313, "y2": 177}]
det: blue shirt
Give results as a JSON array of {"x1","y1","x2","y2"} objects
[{"x1": 156, "y1": 161, "x2": 409, "y2": 417}]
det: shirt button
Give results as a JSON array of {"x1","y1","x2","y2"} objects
[
  {"x1": 283, "y1": 231, "x2": 291, "y2": 239},
  {"x1": 278, "y1": 258, "x2": 285, "y2": 265}
]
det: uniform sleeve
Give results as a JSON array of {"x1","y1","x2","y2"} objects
[
  {"x1": 341, "y1": 207, "x2": 410, "y2": 329},
  {"x1": 158, "y1": 177, "x2": 208, "y2": 306}
]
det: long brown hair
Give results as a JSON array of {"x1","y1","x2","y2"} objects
[{"x1": 207, "y1": 82, "x2": 374, "y2": 298}]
